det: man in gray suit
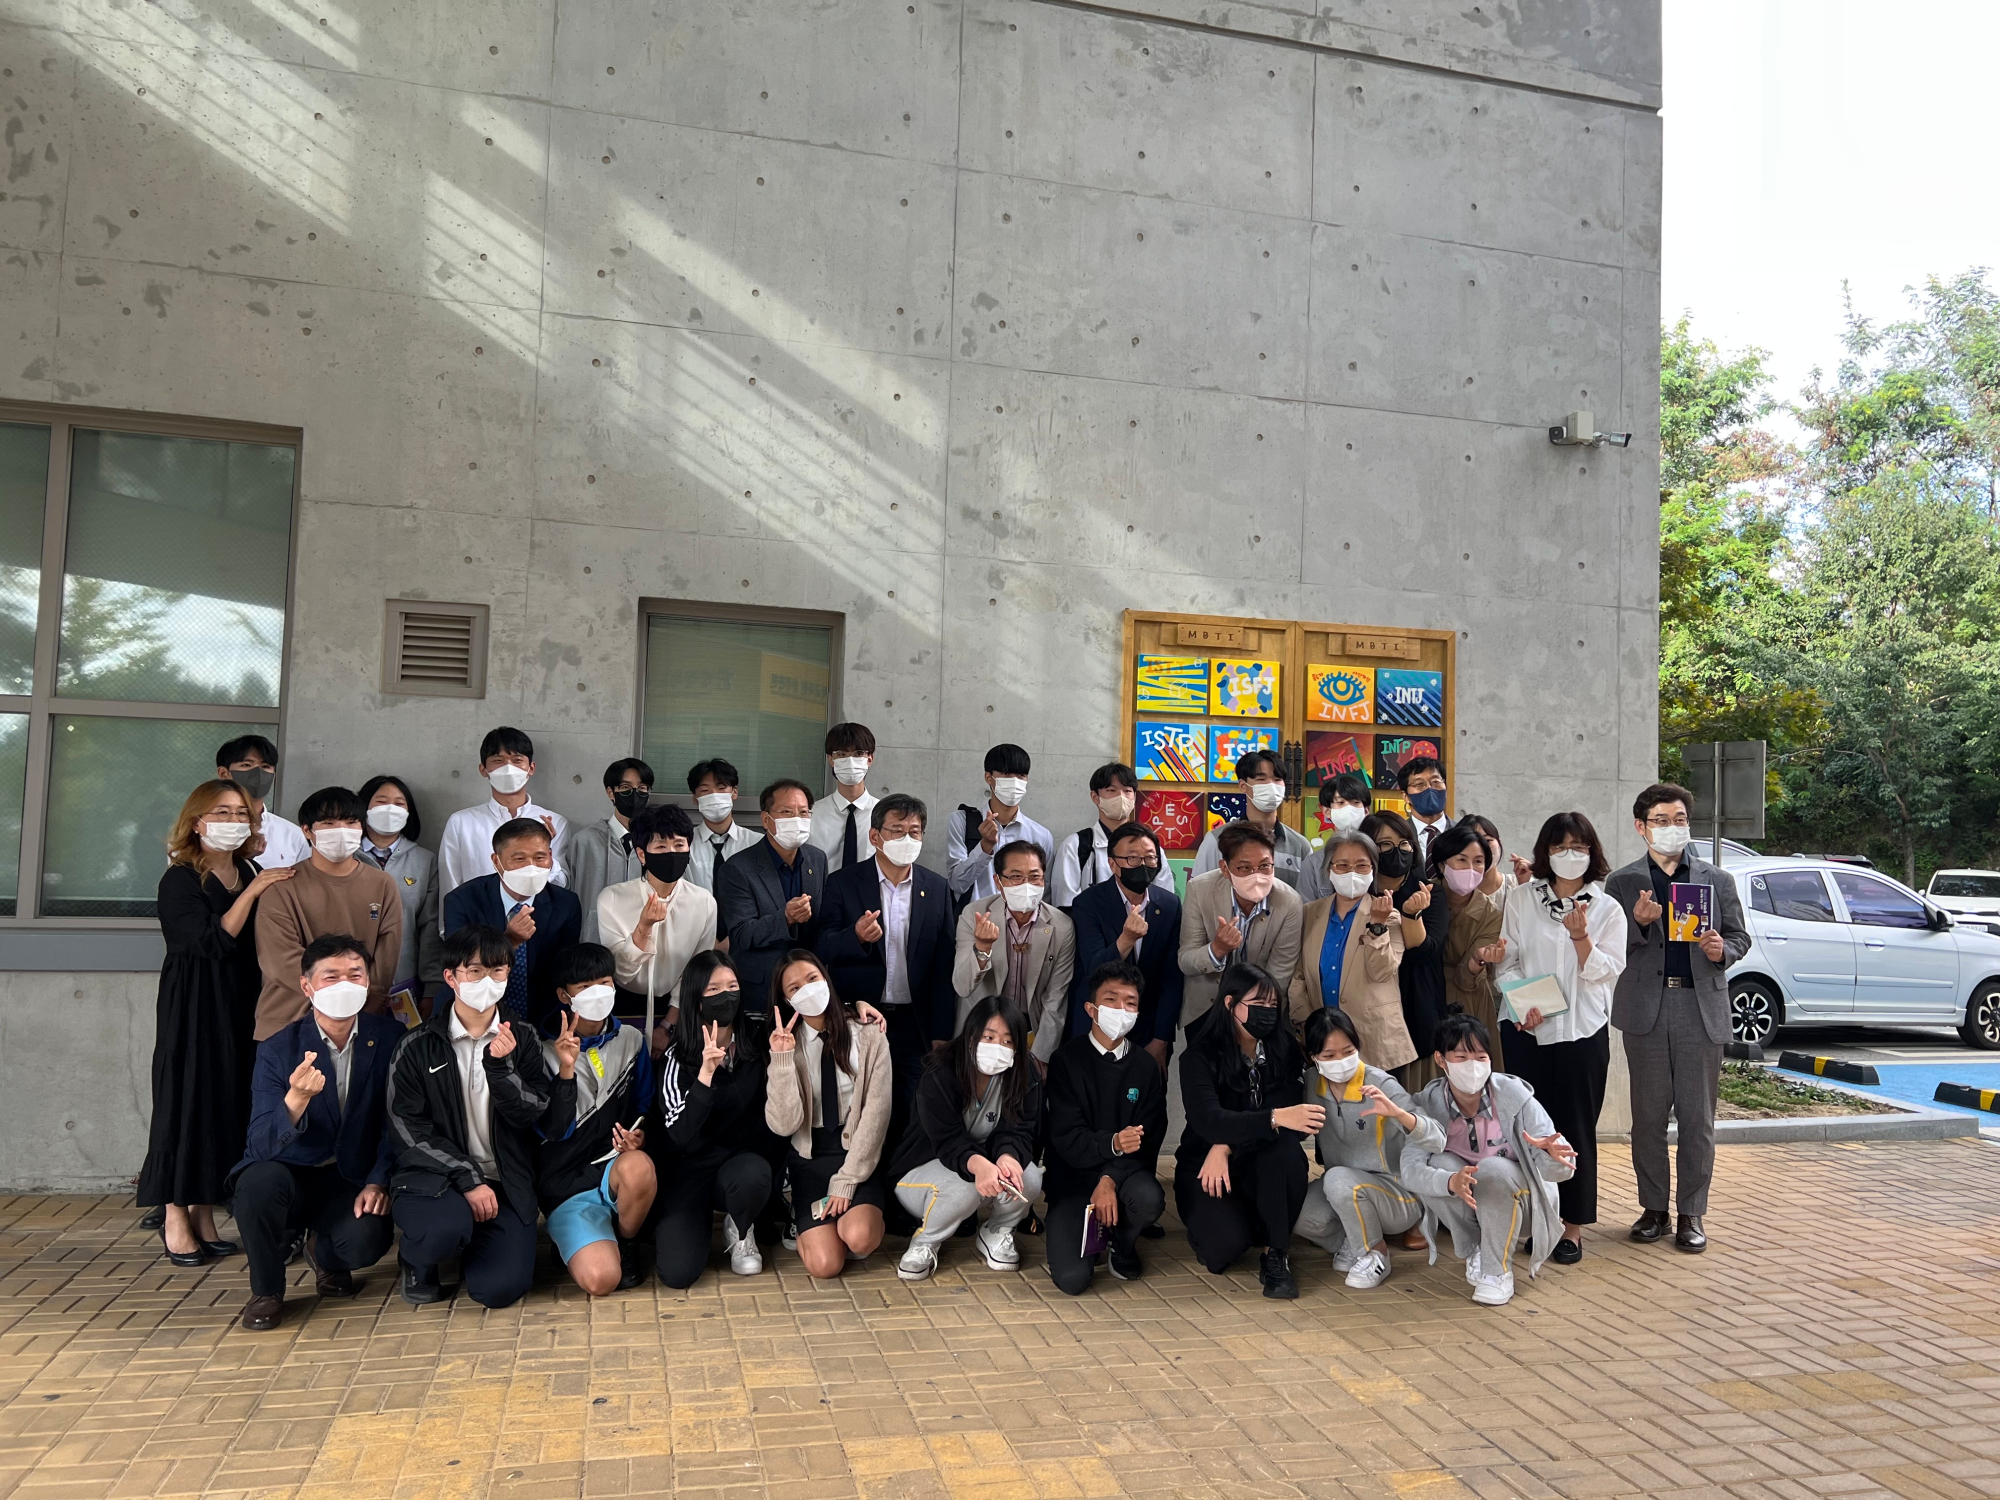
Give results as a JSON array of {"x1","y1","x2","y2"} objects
[
  {"x1": 715, "y1": 778, "x2": 827, "y2": 1018},
  {"x1": 1604, "y1": 782, "x2": 1751, "y2": 1253}
]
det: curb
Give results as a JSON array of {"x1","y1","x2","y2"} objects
[
  {"x1": 1934, "y1": 1082, "x2": 2000, "y2": 1115},
  {"x1": 1601, "y1": 1110, "x2": 1978, "y2": 1144}
]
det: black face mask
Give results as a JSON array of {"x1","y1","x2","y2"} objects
[
  {"x1": 701, "y1": 991, "x2": 740, "y2": 1026},
  {"x1": 1118, "y1": 864, "x2": 1159, "y2": 894},
  {"x1": 612, "y1": 787, "x2": 650, "y2": 819},
  {"x1": 1377, "y1": 845, "x2": 1411, "y2": 880},
  {"x1": 644, "y1": 849, "x2": 690, "y2": 884},
  {"x1": 1238, "y1": 1003, "x2": 1281, "y2": 1040},
  {"x1": 230, "y1": 766, "x2": 275, "y2": 802}
]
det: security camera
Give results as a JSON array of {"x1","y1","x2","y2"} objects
[{"x1": 1548, "y1": 410, "x2": 1633, "y2": 449}]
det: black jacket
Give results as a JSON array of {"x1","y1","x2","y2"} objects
[
  {"x1": 232, "y1": 1011, "x2": 404, "y2": 1191},
  {"x1": 1043, "y1": 1032, "x2": 1168, "y2": 1202},
  {"x1": 655, "y1": 1038, "x2": 777, "y2": 1169},
  {"x1": 887, "y1": 1055, "x2": 1041, "y2": 1185},
  {"x1": 816, "y1": 856, "x2": 957, "y2": 1040},
  {"x1": 1394, "y1": 874, "x2": 1451, "y2": 1058},
  {"x1": 386, "y1": 1006, "x2": 575, "y2": 1222},
  {"x1": 441, "y1": 875, "x2": 583, "y2": 1026},
  {"x1": 1172, "y1": 1010, "x2": 1306, "y2": 1187},
  {"x1": 1066, "y1": 879, "x2": 1185, "y2": 1046},
  {"x1": 716, "y1": 838, "x2": 827, "y2": 1013}
]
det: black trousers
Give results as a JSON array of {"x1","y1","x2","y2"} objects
[
  {"x1": 391, "y1": 1187, "x2": 538, "y2": 1308},
  {"x1": 1175, "y1": 1138, "x2": 1308, "y2": 1272},
  {"x1": 881, "y1": 1002, "x2": 929, "y2": 1148},
  {"x1": 654, "y1": 1151, "x2": 773, "y2": 1289},
  {"x1": 1045, "y1": 1174, "x2": 1166, "y2": 1296},
  {"x1": 1502, "y1": 1021, "x2": 1610, "y2": 1225},
  {"x1": 233, "y1": 1160, "x2": 394, "y2": 1298}
]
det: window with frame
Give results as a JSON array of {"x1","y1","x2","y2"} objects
[{"x1": 0, "y1": 404, "x2": 297, "y2": 922}]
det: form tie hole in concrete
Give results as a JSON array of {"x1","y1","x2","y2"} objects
[
  {"x1": 587, "y1": 475, "x2": 595, "y2": 483},
  {"x1": 1002, "y1": 213, "x2": 1011, "y2": 222},
  {"x1": 1006, "y1": 130, "x2": 1014, "y2": 137},
  {"x1": 592, "y1": 358, "x2": 601, "y2": 366},
  {"x1": 1132, "y1": 337, "x2": 1140, "y2": 346},
  {"x1": 893, "y1": 393, "x2": 901, "y2": 400},
  {"x1": 998, "y1": 320, "x2": 1006, "y2": 327},
  {"x1": 490, "y1": 45, "x2": 498, "y2": 54},
  {"x1": 761, "y1": 91, "x2": 768, "y2": 99},
  {"x1": 1136, "y1": 233, "x2": 1143, "y2": 241},
  {"x1": 607, "y1": 66, "x2": 615, "y2": 74},
  {"x1": 309, "y1": 232, "x2": 318, "y2": 240}
]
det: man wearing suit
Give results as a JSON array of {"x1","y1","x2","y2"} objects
[
  {"x1": 817, "y1": 793, "x2": 955, "y2": 1134},
  {"x1": 1067, "y1": 822, "x2": 1184, "y2": 1073},
  {"x1": 953, "y1": 841, "x2": 1076, "y2": 1065},
  {"x1": 441, "y1": 817, "x2": 582, "y2": 1028},
  {"x1": 1178, "y1": 821, "x2": 1304, "y2": 1028},
  {"x1": 1605, "y1": 782, "x2": 1751, "y2": 1254},
  {"x1": 717, "y1": 778, "x2": 827, "y2": 1018},
  {"x1": 229, "y1": 934, "x2": 402, "y2": 1331}
]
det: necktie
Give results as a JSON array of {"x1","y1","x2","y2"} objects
[
  {"x1": 506, "y1": 902, "x2": 530, "y2": 1009},
  {"x1": 371, "y1": 846, "x2": 391, "y2": 869},
  {"x1": 712, "y1": 835, "x2": 727, "y2": 869},
  {"x1": 820, "y1": 1034, "x2": 840, "y2": 1131},
  {"x1": 842, "y1": 804, "x2": 858, "y2": 869}
]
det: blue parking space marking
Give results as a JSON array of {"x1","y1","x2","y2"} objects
[{"x1": 1777, "y1": 1058, "x2": 2000, "y2": 1124}]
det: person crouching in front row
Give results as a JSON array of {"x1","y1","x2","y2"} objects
[
  {"x1": 229, "y1": 934, "x2": 403, "y2": 1331},
  {"x1": 1400, "y1": 1014, "x2": 1576, "y2": 1307},
  {"x1": 387, "y1": 924, "x2": 576, "y2": 1309},
  {"x1": 537, "y1": 942, "x2": 658, "y2": 1296}
]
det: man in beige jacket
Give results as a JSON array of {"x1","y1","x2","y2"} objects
[
  {"x1": 1177, "y1": 821, "x2": 1303, "y2": 1028},
  {"x1": 951, "y1": 842, "x2": 1075, "y2": 1065}
]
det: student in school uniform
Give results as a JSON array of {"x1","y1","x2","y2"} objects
[
  {"x1": 1399, "y1": 756, "x2": 1452, "y2": 868},
  {"x1": 216, "y1": 733, "x2": 310, "y2": 869},
  {"x1": 1043, "y1": 960, "x2": 1169, "y2": 1294},
  {"x1": 1049, "y1": 762, "x2": 1175, "y2": 911},
  {"x1": 807, "y1": 722, "x2": 879, "y2": 875},
  {"x1": 597, "y1": 803, "x2": 717, "y2": 1034},
  {"x1": 357, "y1": 775, "x2": 442, "y2": 1008},
  {"x1": 441, "y1": 817, "x2": 583, "y2": 1029},
  {"x1": 945, "y1": 744, "x2": 1054, "y2": 907},
  {"x1": 685, "y1": 757, "x2": 762, "y2": 893},
  {"x1": 436, "y1": 726, "x2": 571, "y2": 904},
  {"x1": 717, "y1": 779, "x2": 828, "y2": 1015},
  {"x1": 565, "y1": 758, "x2": 654, "y2": 945},
  {"x1": 951, "y1": 841, "x2": 1074, "y2": 1067},
  {"x1": 1065, "y1": 823, "x2": 1184, "y2": 1076},
  {"x1": 1188, "y1": 749, "x2": 1315, "y2": 892}
]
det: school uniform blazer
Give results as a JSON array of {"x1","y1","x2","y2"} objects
[
  {"x1": 716, "y1": 838, "x2": 828, "y2": 1012},
  {"x1": 951, "y1": 894, "x2": 1076, "y2": 1061},
  {"x1": 1287, "y1": 896, "x2": 1415, "y2": 1071},
  {"x1": 764, "y1": 1022, "x2": 892, "y2": 1199},
  {"x1": 815, "y1": 857, "x2": 957, "y2": 1041},
  {"x1": 1176, "y1": 868, "x2": 1304, "y2": 1028},
  {"x1": 441, "y1": 874, "x2": 582, "y2": 1026},
  {"x1": 1603, "y1": 852, "x2": 1752, "y2": 1043},
  {"x1": 231, "y1": 1011, "x2": 404, "y2": 1189},
  {"x1": 1066, "y1": 879, "x2": 1184, "y2": 1047}
]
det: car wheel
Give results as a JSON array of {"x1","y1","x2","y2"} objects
[
  {"x1": 1960, "y1": 984, "x2": 2000, "y2": 1049},
  {"x1": 1729, "y1": 979, "x2": 1781, "y2": 1047}
]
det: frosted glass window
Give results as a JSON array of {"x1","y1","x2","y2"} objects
[
  {"x1": 0, "y1": 423, "x2": 49, "y2": 697},
  {"x1": 0, "y1": 714, "x2": 25, "y2": 915},
  {"x1": 641, "y1": 616, "x2": 833, "y2": 801}
]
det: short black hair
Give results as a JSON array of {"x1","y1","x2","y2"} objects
[
  {"x1": 300, "y1": 932, "x2": 369, "y2": 977},
  {"x1": 1106, "y1": 822, "x2": 1160, "y2": 858},
  {"x1": 825, "y1": 722, "x2": 876, "y2": 756},
  {"x1": 1531, "y1": 811, "x2": 1611, "y2": 884},
  {"x1": 298, "y1": 786, "x2": 363, "y2": 826},
  {"x1": 603, "y1": 757, "x2": 654, "y2": 790},
  {"x1": 1087, "y1": 959, "x2": 1145, "y2": 1003},
  {"x1": 686, "y1": 758, "x2": 740, "y2": 795},
  {"x1": 357, "y1": 775, "x2": 422, "y2": 842},
  {"x1": 984, "y1": 743, "x2": 1031, "y2": 777},
  {"x1": 872, "y1": 793, "x2": 926, "y2": 832},
  {"x1": 1423, "y1": 824, "x2": 1487, "y2": 881},
  {"x1": 443, "y1": 924, "x2": 512, "y2": 970},
  {"x1": 553, "y1": 942, "x2": 617, "y2": 993},
  {"x1": 629, "y1": 803, "x2": 694, "y2": 847},
  {"x1": 1318, "y1": 772, "x2": 1371, "y2": 809},
  {"x1": 492, "y1": 816, "x2": 551, "y2": 853},
  {"x1": 1434, "y1": 1013, "x2": 1492, "y2": 1055},
  {"x1": 1088, "y1": 762, "x2": 1139, "y2": 794},
  {"x1": 1395, "y1": 755, "x2": 1443, "y2": 791},
  {"x1": 1360, "y1": 809, "x2": 1417, "y2": 853},
  {"x1": 759, "y1": 778, "x2": 814, "y2": 813},
  {"x1": 1634, "y1": 782, "x2": 1694, "y2": 822},
  {"x1": 993, "y1": 841, "x2": 1048, "y2": 878},
  {"x1": 1215, "y1": 819, "x2": 1275, "y2": 863},
  {"x1": 1303, "y1": 1006, "x2": 1362, "y2": 1058},
  {"x1": 217, "y1": 734, "x2": 278, "y2": 768},
  {"x1": 479, "y1": 726, "x2": 534, "y2": 764},
  {"x1": 1235, "y1": 748, "x2": 1285, "y2": 783}
]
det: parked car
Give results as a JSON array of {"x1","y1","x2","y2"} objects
[
  {"x1": 1926, "y1": 869, "x2": 2000, "y2": 919},
  {"x1": 1716, "y1": 857, "x2": 2000, "y2": 1048}
]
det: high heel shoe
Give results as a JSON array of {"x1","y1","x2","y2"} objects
[{"x1": 157, "y1": 1228, "x2": 210, "y2": 1268}]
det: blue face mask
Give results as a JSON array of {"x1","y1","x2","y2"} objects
[{"x1": 1410, "y1": 788, "x2": 1447, "y2": 818}]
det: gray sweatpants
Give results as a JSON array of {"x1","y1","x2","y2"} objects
[
  {"x1": 895, "y1": 1159, "x2": 1045, "y2": 1253},
  {"x1": 1418, "y1": 1154, "x2": 1532, "y2": 1277},
  {"x1": 1625, "y1": 986, "x2": 1724, "y2": 1215},
  {"x1": 1295, "y1": 1167, "x2": 1420, "y2": 1257}
]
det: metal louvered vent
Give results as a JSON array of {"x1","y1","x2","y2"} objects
[{"x1": 382, "y1": 600, "x2": 488, "y2": 698}]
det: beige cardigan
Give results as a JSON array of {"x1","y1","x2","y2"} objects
[
  {"x1": 1287, "y1": 895, "x2": 1416, "y2": 1071},
  {"x1": 765, "y1": 1020, "x2": 892, "y2": 1199}
]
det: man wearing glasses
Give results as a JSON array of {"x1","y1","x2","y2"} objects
[{"x1": 1605, "y1": 783, "x2": 1751, "y2": 1254}]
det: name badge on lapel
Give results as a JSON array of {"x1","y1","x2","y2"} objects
[
  {"x1": 1126, "y1": 1087, "x2": 1140, "y2": 1102},
  {"x1": 404, "y1": 876, "x2": 416, "y2": 886}
]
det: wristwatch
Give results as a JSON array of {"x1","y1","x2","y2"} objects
[{"x1": 1365, "y1": 922, "x2": 1389, "y2": 936}]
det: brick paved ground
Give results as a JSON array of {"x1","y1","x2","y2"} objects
[{"x1": 3, "y1": 1139, "x2": 1999, "y2": 1500}]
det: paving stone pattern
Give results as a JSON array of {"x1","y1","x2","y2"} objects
[{"x1": 3, "y1": 1140, "x2": 1999, "y2": 1500}]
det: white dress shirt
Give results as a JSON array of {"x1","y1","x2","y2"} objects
[
  {"x1": 686, "y1": 818, "x2": 762, "y2": 892},
  {"x1": 259, "y1": 810, "x2": 311, "y2": 869},
  {"x1": 447, "y1": 1005, "x2": 503, "y2": 1181},
  {"x1": 1413, "y1": 815, "x2": 1452, "y2": 866},
  {"x1": 1494, "y1": 878, "x2": 1630, "y2": 1044},
  {"x1": 877, "y1": 862, "x2": 916, "y2": 1008},
  {"x1": 597, "y1": 876, "x2": 718, "y2": 999},
  {"x1": 1089, "y1": 1031, "x2": 1130, "y2": 1061},
  {"x1": 946, "y1": 805, "x2": 1054, "y2": 901},
  {"x1": 437, "y1": 797, "x2": 570, "y2": 903},
  {"x1": 808, "y1": 788, "x2": 878, "y2": 873},
  {"x1": 1050, "y1": 821, "x2": 1177, "y2": 908}
]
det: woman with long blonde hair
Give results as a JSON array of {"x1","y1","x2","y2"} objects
[{"x1": 137, "y1": 781, "x2": 293, "y2": 1265}]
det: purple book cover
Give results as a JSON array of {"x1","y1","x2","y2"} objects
[{"x1": 1668, "y1": 883, "x2": 1712, "y2": 942}]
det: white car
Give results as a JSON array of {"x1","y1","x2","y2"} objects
[
  {"x1": 1720, "y1": 857, "x2": 2000, "y2": 1048},
  {"x1": 1926, "y1": 869, "x2": 2000, "y2": 925}
]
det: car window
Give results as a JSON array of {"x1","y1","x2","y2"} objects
[
  {"x1": 1829, "y1": 871, "x2": 1930, "y2": 929},
  {"x1": 1749, "y1": 870, "x2": 1837, "y2": 923},
  {"x1": 1932, "y1": 874, "x2": 2000, "y2": 899}
]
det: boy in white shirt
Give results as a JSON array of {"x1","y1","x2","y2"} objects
[
  {"x1": 437, "y1": 727, "x2": 570, "y2": 905},
  {"x1": 808, "y1": 722, "x2": 879, "y2": 874}
]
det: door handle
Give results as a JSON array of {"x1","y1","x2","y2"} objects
[
  {"x1": 1766, "y1": 934, "x2": 1788, "y2": 943},
  {"x1": 1863, "y1": 940, "x2": 1886, "y2": 949}
]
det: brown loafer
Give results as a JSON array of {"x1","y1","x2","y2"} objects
[
  {"x1": 1397, "y1": 1228, "x2": 1428, "y2": 1251},
  {"x1": 239, "y1": 1294, "x2": 284, "y2": 1332},
  {"x1": 314, "y1": 1266, "x2": 358, "y2": 1298}
]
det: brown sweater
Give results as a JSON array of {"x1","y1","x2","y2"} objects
[{"x1": 253, "y1": 859, "x2": 404, "y2": 1039}]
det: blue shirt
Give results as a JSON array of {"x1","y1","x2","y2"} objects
[
  {"x1": 1318, "y1": 903, "x2": 1359, "y2": 1008},
  {"x1": 766, "y1": 838, "x2": 804, "y2": 903}
]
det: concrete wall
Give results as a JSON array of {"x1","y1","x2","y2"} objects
[{"x1": 0, "y1": 0, "x2": 1661, "y2": 1189}]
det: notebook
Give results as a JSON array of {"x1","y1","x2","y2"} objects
[
  {"x1": 1668, "y1": 882, "x2": 1713, "y2": 942},
  {"x1": 1081, "y1": 1204, "x2": 1106, "y2": 1260},
  {"x1": 1498, "y1": 973, "x2": 1569, "y2": 1026}
]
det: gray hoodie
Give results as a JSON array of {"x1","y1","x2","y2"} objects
[{"x1": 1399, "y1": 1071, "x2": 1574, "y2": 1279}]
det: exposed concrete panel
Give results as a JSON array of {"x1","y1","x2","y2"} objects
[
  {"x1": 1316, "y1": 0, "x2": 1662, "y2": 101},
  {"x1": 0, "y1": 970, "x2": 158, "y2": 1192},
  {"x1": 0, "y1": 32, "x2": 71, "y2": 257},
  {"x1": 0, "y1": 246, "x2": 60, "y2": 394}
]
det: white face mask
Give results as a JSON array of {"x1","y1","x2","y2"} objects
[
  {"x1": 569, "y1": 983, "x2": 616, "y2": 1021},
  {"x1": 366, "y1": 803, "x2": 409, "y2": 835},
  {"x1": 313, "y1": 827, "x2": 363, "y2": 862},
  {"x1": 1647, "y1": 824, "x2": 1692, "y2": 857},
  {"x1": 832, "y1": 755, "x2": 871, "y2": 787},
  {"x1": 696, "y1": 792, "x2": 735, "y2": 823},
  {"x1": 1329, "y1": 869, "x2": 1373, "y2": 899},
  {"x1": 990, "y1": 776, "x2": 1027, "y2": 808},
  {"x1": 1317, "y1": 1053, "x2": 1361, "y2": 1084},
  {"x1": 880, "y1": 833, "x2": 924, "y2": 867},
  {"x1": 201, "y1": 820, "x2": 252, "y2": 852},
  {"x1": 456, "y1": 974, "x2": 507, "y2": 1012},
  {"x1": 486, "y1": 762, "x2": 531, "y2": 795},
  {"x1": 771, "y1": 815, "x2": 812, "y2": 851},
  {"x1": 787, "y1": 978, "x2": 831, "y2": 1017},
  {"x1": 499, "y1": 862, "x2": 552, "y2": 900},
  {"x1": 1445, "y1": 1057, "x2": 1492, "y2": 1095},
  {"x1": 1230, "y1": 869, "x2": 1275, "y2": 904},
  {"x1": 1549, "y1": 848, "x2": 1592, "y2": 879},
  {"x1": 1248, "y1": 782, "x2": 1286, "y2": 813},
  {"x1": 310, "y1": 979, "x2": 368, "y2": 1020},
  {"x1": 1326, "y1": 803, "x2": 1366, "y2": 832},
  {"x1": 1092, "y1": 1004, "x2": 1138, "y2": 1042},
  {"x1": 1002, "y1": 881, "x2": 1043, "y2": 914},
  {"x1": 1096, "y1": 791, "x2": 1136, "y2": 823},
  {"x1": 975, "y1": 1041, "x2": 1015, "y2": 1076}
]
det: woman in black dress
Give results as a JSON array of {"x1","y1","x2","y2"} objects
[
  {"x1": 137, "y1": 780, "x2": 293, "y2": 1265},
  {"x1": 1363, "y1": 810, "x2": 1448, "y2": 1092}
]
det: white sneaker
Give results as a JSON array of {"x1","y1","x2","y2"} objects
[
  {"x1": 1472, "y1": 1270, "x2": 1516, "y2": 1306},
  {"x1": 1464, "y1": 1248, "x2": 1482, "y2": 1285},
  {"x1": 1330, "y1": 1245, "x2": 1361, "y2": 1274},
  {"x1": 897, "y1": 1243, "x2": 937, "y2": 1281},
  {"x1": 1344, "y1": 1249, "x2": 1391, "y2": 1290},
  {"x1": 723, "y1": 1219, "x2": 762, "y2": 1276},
  {"x1": 976, "y1": 1224, "x2": 1020, "y2": 1271}
]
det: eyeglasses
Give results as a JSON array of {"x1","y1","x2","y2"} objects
[
  {"x1": 1110, "y1": 852, "x2": 1157, "y2": 867},
  {"x1": 1644, "y1": 815, "x2": 1690, "y2": 828}
]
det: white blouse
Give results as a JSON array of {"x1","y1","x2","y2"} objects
[{"x1": 1494, "y1": 878, "x2": 1629, "y2": 1045}]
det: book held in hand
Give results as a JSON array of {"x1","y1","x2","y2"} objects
[
  {"x1": 1498, "y1": 973, "x2": 1568, "y2": 1026},
  {"x1": 1667, "y1": 882, "x2": 1713, "y2": 942},
  {"x1": 1081, "y1": 1204, "x2": 1106, "y2": 1259}
]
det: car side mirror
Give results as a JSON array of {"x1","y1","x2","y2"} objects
[{"x1": 1929, "y1": 906, "x2": 1953, "y2": 932}]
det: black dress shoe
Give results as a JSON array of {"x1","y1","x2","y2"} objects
[
  {"x1": 1674, "y1": 1215, "x2": 1707, "y2": 1253},
  {"x1": 239, "y1": 1294, "x2": 284, "y2": 1332},
  {"x1": 200, "y1": 1238, "x2": 240, "y2": 1257},
  {"x1": 158, "y1": 1228, "x2": 209, "y2": 1268},
  {"x1": 1109, "y1": 1247, "x2": 1143, "y2": 1281},
  {"x1": 400, "y1": 1258, "x2": 444, "y2": 1306},
  {"x1": 618, "y1": 1240, "x2": 648, "y2": 1291},
  {"x1": 1629, "y1": 1209, "x2": 1669, "y2": 1243},
  {"x1": 1260, "y1": 1249, "x2": 1299, "y2": 1300},
  {"x1": 1550, "y1": 1238, "x2": 1583, "y2": 1266},
  {"x1": 1140, "y1": 1223, "x2": 1166, "y2": 1240},
  {"x1": 139, "y1": 1206, "x2": 166, "y2": 1232}
]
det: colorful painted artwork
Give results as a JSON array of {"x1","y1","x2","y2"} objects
[
  {"x1": 1134, "y1": 720, "x2": 1208, "y2": 783},
  {"x1": 1205, "y1": 792, "x2": 1247, "y2": 833},
  {"x1": 1376, "y1": 668, "x2": 1444, "y2": 727},
  {"x1": 1209, "y1": 658, "x2": 1280, "y2": 718},
  {"x1": 1137, "y1": 789, "x2": 1204, "y2": 851},
  {"x1": 1134, "y1": 655, "x2": 1209, "y2": 715},
  {"x1": 1306, "y1": 664, "x2": 1374, "y2": 723},
  {"x1": 1305, "y1": 730, "x2": 1373, "y2": 790},
  {"x1": 1375, "y1": 736, "x2": 1443, "y2": 789},
  {"x1": 1209, "y1": 724, "x2": 1279, "y2": 778}
]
